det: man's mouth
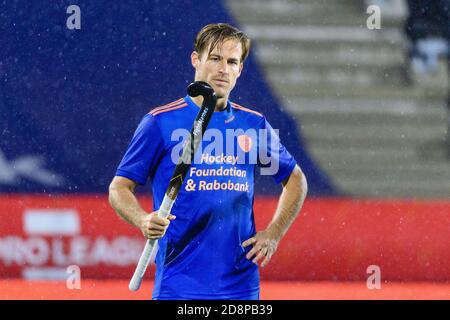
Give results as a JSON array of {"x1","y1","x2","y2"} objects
[{"x1": 213, "y1": 79, "x2": 229, "y2": 84}]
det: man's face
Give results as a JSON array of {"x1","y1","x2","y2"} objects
[{"x1": 191, "y1": 39, "x2": 243, "y2": 100}]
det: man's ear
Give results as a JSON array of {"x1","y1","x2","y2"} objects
[{"x1": 191, "y1": 51, "x2": 200, "y2": 68}]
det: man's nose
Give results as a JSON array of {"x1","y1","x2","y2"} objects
[{"x1": 218, "y1": 60, "x2": 229, "y2": 73}]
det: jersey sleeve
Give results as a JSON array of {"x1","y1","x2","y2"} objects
[
  {"x1": 115, "y1": 114, "x2": 165, "y2": 185},
  {"x1": 257, "y1": 117, "x2": 297, "y2": 184}
]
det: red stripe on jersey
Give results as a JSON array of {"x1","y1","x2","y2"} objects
[
  {"x1": 152, "y1": 103, "x2": 187, "y2": 116},
  {"x1": 149, "y1": 98, "x2": 184, "y2": 114},
  {"x1": 230, "y1": 103, "x2": 263, "y2": 117}
]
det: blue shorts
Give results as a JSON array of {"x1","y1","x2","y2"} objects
[
  {"x1": 232, "y1": 292, "x2": 260, "y2": 300},
  {"x1": 153, "y1": 291, "x2": 260, "y2": 300}
]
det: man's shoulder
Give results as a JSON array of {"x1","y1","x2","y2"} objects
[
  {"x1": 230, "y1": 101, "x2": 265, "y2": 127},
  {"x1": 147, "y1": 97, "x2": 188, "y2": 118},
  {"x1": 230, "y1": 101, "x2": 264, "y2": 119}
]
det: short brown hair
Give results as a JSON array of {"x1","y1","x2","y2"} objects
[{"x1": 194, "y1": 23, "x2": 251, "y2": 63}]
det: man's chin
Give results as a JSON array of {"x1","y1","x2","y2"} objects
[
  {"x1": 207, "y1": 83, "x2": 229, "y2": 98},
  {"x1": 213, "y1": 88, "x2": 227, "y2": 99}
]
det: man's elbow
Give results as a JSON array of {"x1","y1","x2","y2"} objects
[
  {"x1": 291, "y1": 165, "x2": 308, "y2": 196},
  {"x1": 300, "y1": 170, "x2": 308, "y2": 196},
  {"x1": 108, "y1": 177, "x2": 125, "y2": 207},
  {"x1": 108, "y1": 176, "x2": 136, "y2": 205},
  {"x1": 108, "y1": 180, "x2": 118, "y2": 208}
]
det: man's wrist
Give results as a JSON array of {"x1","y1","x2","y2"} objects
[
  {"x1": 132, "y1": 209, "x2": 148, "y2": 229},
  {"x1": 266, "y1": 223, "x2": 282, "y2": 242}
]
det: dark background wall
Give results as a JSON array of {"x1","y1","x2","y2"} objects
[{"x1": 0, "y1": 0, "x2": 336, "y2": 195}]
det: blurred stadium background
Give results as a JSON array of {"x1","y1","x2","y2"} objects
[{"x1": 1, "y1": 0, "x2": 449, "y2": 299}]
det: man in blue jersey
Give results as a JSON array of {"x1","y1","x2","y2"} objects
[{"x1": 109, "y1": 23, "x2": 308, "y2": 300}]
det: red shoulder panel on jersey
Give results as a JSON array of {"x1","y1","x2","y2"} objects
[
  {"x1": 148, "y1": 98, "x2": 185, "y2": 115},
  {"x1": 230, "y1": 102, "x2": 263, "y2": 117},
  {"x1": 151, "y1": 103, "x2": 187, "y2": 116}
]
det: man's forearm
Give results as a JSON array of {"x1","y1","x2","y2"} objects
[
  {"x1": 109, "y1": 185, "x2": 147, "y2": 229},
  {"x1": 267, "y1": 166, "x2": 308, "y2": 241}
]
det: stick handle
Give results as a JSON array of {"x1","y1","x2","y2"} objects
[{"x1": 128, "y1": 195, "x2": 174, "y2": 291}]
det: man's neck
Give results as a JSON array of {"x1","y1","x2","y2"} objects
[{"x1": 191, "y1": 95, "x2": 227, "y2": 112}]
